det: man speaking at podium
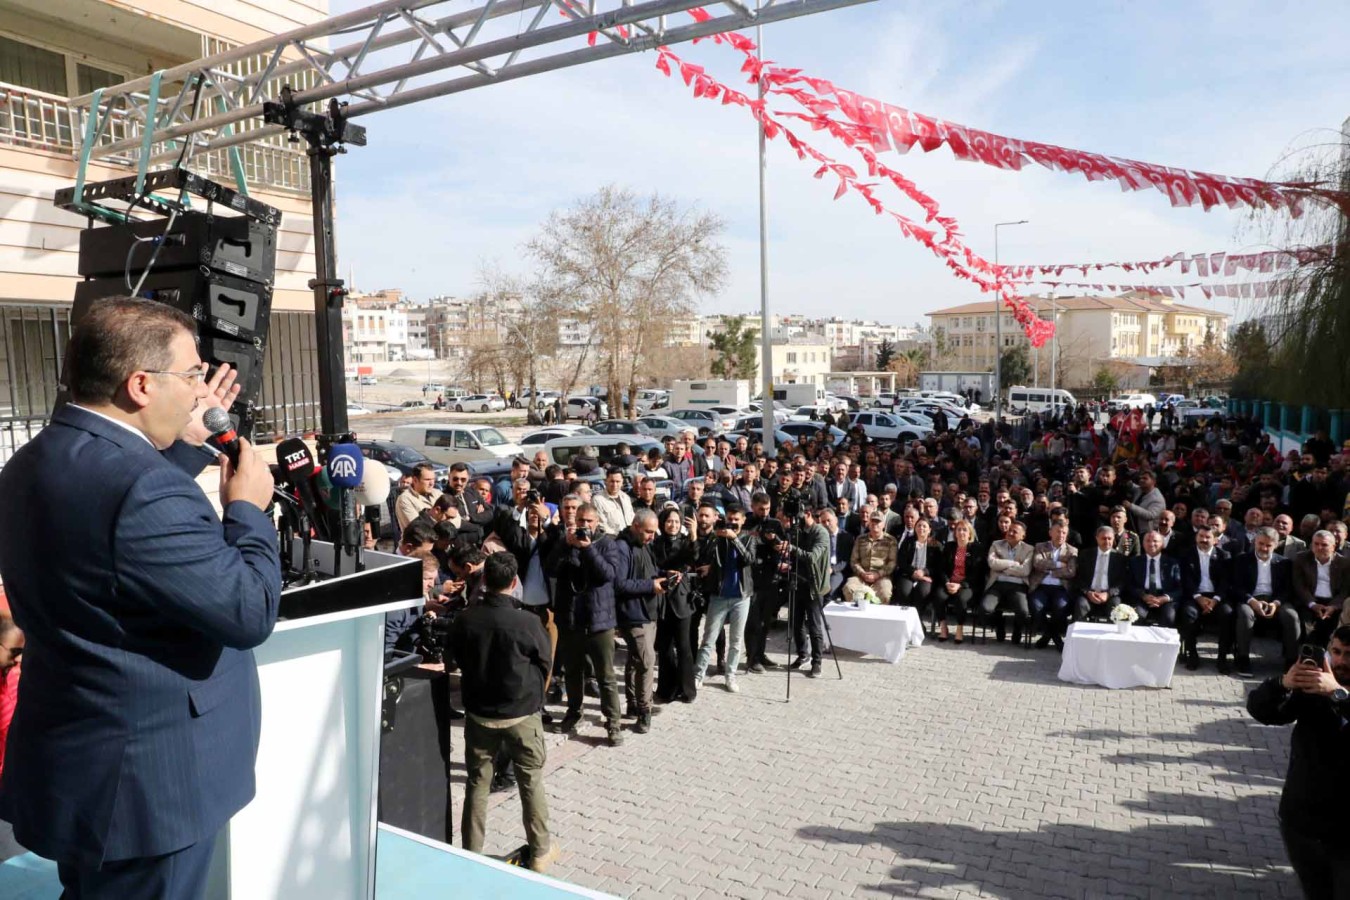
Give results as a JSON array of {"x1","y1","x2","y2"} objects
[{"x1": 0, "y1": 297, "x2": 281, "y2": 899}]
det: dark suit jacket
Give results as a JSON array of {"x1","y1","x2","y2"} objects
[
  {"x1": 1229, "y1": 552, "x2": 1292, "y2": 605},
  {"x1": 1126, "y1": 554, "x2": 1182, "y2": 605},
  {"x1": 939, "y1": 541, "x2": 985, "y2": 590},
  {"x1": 828, "y1": 530, "x2": 855, "y2": 578},
  {"x1": 1178, "y1": 547, "x2": 1231, "y2": 602},
  {"x1": 1292, "y1": 551, "x2": 1350, "y2": 610},
  {"x1": 0, "y1": 405, "x2": 281, "y2": 865},
  {"x1": 1072, "y1": 546, "x2": 1128, "y2": 600},
  {"x1": 897, "y1": 537, "x2": 947, "y2": 582}
]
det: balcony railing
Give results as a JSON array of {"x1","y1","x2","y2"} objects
[{"x1": 0, "y1": 82, "x2": 310, "y2": 195}]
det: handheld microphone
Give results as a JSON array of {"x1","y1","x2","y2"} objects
[{"x1": 202, "y1": 407, "x2": 241, "y2": 465}]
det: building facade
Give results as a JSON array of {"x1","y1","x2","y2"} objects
[
  {"x1": 926, "y1": 293, "x2": 1231, "y2": 389},
  {"x1": 0, "y1": 0, "x2": 328, "y2": 452}
]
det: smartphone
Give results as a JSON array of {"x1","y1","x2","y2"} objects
[{"x1": 1299, "y1": 643, "x2": 1324, "y2": 666}]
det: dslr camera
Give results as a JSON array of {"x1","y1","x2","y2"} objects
[
  {"x1": 574, "y1": 526, "x2": 593, "y2": 541},
  {"x1": 526, "y1": 489, "x2": 541, "y2": 505}
]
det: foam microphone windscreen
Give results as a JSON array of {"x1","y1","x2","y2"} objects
[
  {"x1": 353, "y1": 458, "x2": 391, "y2": 507},
  {"x1": 326, "y1": 443, "x2": 365, "y2": 489}
]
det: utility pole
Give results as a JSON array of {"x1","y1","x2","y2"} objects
[
  {"x1": 993, "y1": 219, "x2": 1028, "y2": 422},
  {"x1": 757, "y1": 2, "x2": 775, "y2": 455}
]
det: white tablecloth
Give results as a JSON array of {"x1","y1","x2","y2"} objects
[
  {"x1": 823, "y1": 602, "x2": 924, "y2": 664},
  {"x1": 1058, "y1": 622, "x2": 1180, "y2": 689}
]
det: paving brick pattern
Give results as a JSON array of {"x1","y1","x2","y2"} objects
[{"x1": 449, "y1": 628, "x2": 1299, "y2": 899}]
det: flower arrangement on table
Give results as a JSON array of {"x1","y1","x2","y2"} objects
[
  {"x1": 851, "y1": 587, "x2": 880, "y2": 605},
  {"x1": 1109, "y1": 605, "x2": 1139, "y2": 630}
]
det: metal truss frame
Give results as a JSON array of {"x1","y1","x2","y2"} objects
[{"x1": 73, "y1": 0, "x2": 873, "y2": 172}]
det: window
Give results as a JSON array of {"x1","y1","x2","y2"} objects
[
  {"x1": 786, "y1": 352, "x2": 797, "y2": 364},
  {"x1": 75, "y1": 63, "x2": 123, "y2": 95},
  {"x1": 0, "y1": 35, "x2": 65, "y2": 94},
  {"x1": 426, "y1": 430, "x2": 455, "y2": 448},
  {"x1": 454, "y1": 431, "x2": 480, "y2": 450}
]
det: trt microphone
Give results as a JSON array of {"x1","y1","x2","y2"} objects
[
  {"x1": 277, "y1": 437, "x2": 326, "y2": 539},
  {"x1": 202, "y1": 407, "x2": 240, "y2": 465}
]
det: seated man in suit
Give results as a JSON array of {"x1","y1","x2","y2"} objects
[
  {"x1": 1126, "y1": 529, "x2": 1181, "y2": 628},
  {"x1": 1074, "y1": 526, "x2": 1128, "y2": 621},
  {"x1": 1177, "y1": 524, "x2": 1234, "y2": 672},
  {"x1": 1297, "y1": 530, "x2": 1350, "y2": 645},
  {"x1": 1231, "y1": 526, "x2": 1299, "y2": 678},
  {"x1": 1030, "y1": 518, "x2": 1078, "y2": 649},
  {"x1": 818, "y1": 509, "x2": 854, "y2": 601}
]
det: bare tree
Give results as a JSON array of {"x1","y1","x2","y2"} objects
[{"x1": 528, "y1": 185, "x2": 728, "y2": 419}]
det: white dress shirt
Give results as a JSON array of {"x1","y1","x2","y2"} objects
[
  {"x1": 1254, "y1": 556, "x2": 1273, "y2": 596},
  {"x1": 1091, "y1": 551, "x2": 1112, "y2": 592},
  {"x1": 1043, "y1": 544, "x2": 1064, "y2": 587},
  {"x1": 1144, "y1": 553, "x2": 1163, "y2": 592},
  {"x1": 1195, "y1": 549, "x2": 1214, "y2": 595},
  {"x1": 1315, "y1": 559, "x2": 1333, "y2": 600}
]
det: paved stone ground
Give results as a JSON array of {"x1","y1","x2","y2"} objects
[{"x1": 447, "y1": 625, "x2": 1299, "y2": 899}]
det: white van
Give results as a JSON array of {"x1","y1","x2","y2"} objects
[
  {"x1": 1007, "y1": 386, "x2": 1078, "y2": 414},
  {"x1": 390, "y1": 423, "x2": 523, "y2": 467}
]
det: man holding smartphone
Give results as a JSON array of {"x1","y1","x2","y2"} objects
[{"x1": 1248, "y1": 626, "x2": 1350, "y2": 897}]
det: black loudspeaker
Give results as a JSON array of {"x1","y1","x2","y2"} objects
[
  {"x1": 68, "y1": 209, "x2": 278, "y2": 437},
  {"x1": 73, "y1": 268, "x2": 273, "y2": 342},
  {"x1": 78, "y1": 211, "x2": 277, "y2": 285},
  {"x1": 377, "y1": 670, "x2": 453, "y2": 844}
]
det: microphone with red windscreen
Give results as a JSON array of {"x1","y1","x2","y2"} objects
[{"x1": 202, "y1": 407, "x2": 241, "y2": 466}]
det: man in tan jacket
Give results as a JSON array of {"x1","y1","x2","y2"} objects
[
  {"x1": 844, "y1": 513, "x2": 898, "y2": 603},
  {"x1": 1029, "y1": 518, "x2": 1079, "y2": 649}
]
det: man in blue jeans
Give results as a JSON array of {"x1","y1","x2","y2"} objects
[{"x1": 694, "y1": 505, "x2": 756, "y2": 693}]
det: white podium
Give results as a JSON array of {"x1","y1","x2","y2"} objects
[{"x1": 205, "y1": 543, "x2": 423, "y2": 900}]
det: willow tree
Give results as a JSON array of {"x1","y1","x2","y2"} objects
[{"x1": 1240, "y1": 122, "x2": 1350, "y2": 407}]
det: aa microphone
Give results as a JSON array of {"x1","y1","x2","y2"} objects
[
  {"x1": 353, "y1": 458, "x2": 391, "y2": 508},
  {"x1": 202, "y1": 407, "x2": 241, "y2": 465},
  {"x1": 326, "y1": 443, "x2": 365, "y2": 489}
]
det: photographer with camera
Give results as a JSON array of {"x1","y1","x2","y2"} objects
[
  {"x1": 652, "y1": 507, "x2": 700, "y2": 702},
  {"x1": 545, "y1": 503, "x2": 626, "y2": 746},
  {"x1": 692, "y1": 504, "x2": 756, "y2": 693},
  {"x1": 773, "y1": 501, "x2": 831, "y2": 679},
  {"x1": 1248, "y1": 629, "x2": 1350, "y2": 897}
]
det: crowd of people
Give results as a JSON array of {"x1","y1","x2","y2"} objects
[{"x1": 371, "y1": 400, "x2": 1350, "y2": 869}]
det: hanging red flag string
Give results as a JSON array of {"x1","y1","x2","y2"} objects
[
  {"x1": 1002, "y1": 244, "x2": 1335, "y2": 281},
  {"x1": 653, "y1": 45, "x2": 1054, "y2": 347}
]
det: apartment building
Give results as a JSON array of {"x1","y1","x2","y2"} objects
[
  {"x1": 926, "y1": 292, "x2": 1231, "y2": 388},
  {"x1": 0, "y1": 0, "x2": 327, "y2": 449}
]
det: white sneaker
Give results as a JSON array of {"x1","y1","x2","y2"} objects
[
  {"x1": 725, "y1": 673, "x2": 740, "y2": 693},
  {"x1": 694, "y1": 673, "x2": 704, "y2": 690}
]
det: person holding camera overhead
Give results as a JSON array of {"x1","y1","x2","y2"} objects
[
  {"x1": 1248, "y1": 628, "x2": 1350, "y2": 898},
  {"x1": 693, "y1": 504, "x2": 757, "y2": 693},
  {"x1": 545, "y1": 503, "x2": 626, "y2": 746}
]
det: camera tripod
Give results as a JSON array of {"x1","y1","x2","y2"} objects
[{"x1": 783, "y1": 518, "x2": 843, "y2": 702}]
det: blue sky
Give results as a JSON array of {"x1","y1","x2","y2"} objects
[{"x1": 328, "y1": 0, "x2": 1350, "y2": 325}]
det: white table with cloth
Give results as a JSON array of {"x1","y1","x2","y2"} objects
[
  {"x1": 1057, "y1": 622, "x2": 1181, "y2": 689},
  {"x1": 822, "y1": 602, "x2": 925, "y2": 664}
]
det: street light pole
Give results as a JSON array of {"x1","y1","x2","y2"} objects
[
  {"x1": 1048, "y1": 292, "x2": 1059, "y2": 416},
  {"x1": 993, "y1": 219, "x2": 1029, "y2": 422},
  {"x1": 756, "y1": 3, "x2": 775, "y2": 456}
]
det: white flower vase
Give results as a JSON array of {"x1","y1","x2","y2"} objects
[
  {"x1": 1116, "y1": 620, "x2": 1130, "y2": 634},
  {"x1": 854, "y1": 592, "x2": 866, "y2": 609}
]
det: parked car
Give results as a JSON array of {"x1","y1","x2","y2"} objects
[
  {"x1": 893, "y1": 411, "x2": 934, "y2": 429},
  {"x1": 787, "y1": 404, "x2": 830, "y2": 422},
  {"x1": 635, "y1": 415, "x2": 688, "y2": 438},
  {"x1": 724, "y1": 427, "x2": 797, "y2": 449},
  {"x1": 779, "y1": 421, "x2": 847, "y2": 446},
  {"x1": 347, "y1": 404, "x2": 372, "y2": 417},
  {"x1": 454, "y1": 394, "x2": 507, "y2": 413},
  {"x1": 390, "y1": 423, "x2": 524, "y2": 467},
  {"x1": 565, "y1": 396, "x2": 610, "y2": 420},
  {"x1": 400, "y1": 399, "x2": 430, "y2": 410},
  {"x1": 848, "y1": 411, "x2": 929, "y2": 443},
  {"x1": 738, "y1": 401, "x2": 790, "y2": 424},
  {"x1": 422, "y1": 382, "x2": 446, "y2": 393},
  {"x1": 540, "y1": 435, "x2": 664, "y2": 473},
  {"x1": 590, "y1": 419, "x2": 652, "y2": 437},
  {"x1": 352, "y1": 439, "x2": 449, "y2": 486},
  {"x1": 519, "y1": 425, "x2": 598, "y2": 446},
  {"x1": 514, "y1": 389, "x2": 560, "y2": 409},
  {"x1": 1106, "y1": 393, "x2": 1158, "y2": 413},
  {"x1": 666, "y1": 408, "x2": 723, "y2": 435},
  {"x1": 358, "y1": 375, "x2": 378, "y2": 386}
]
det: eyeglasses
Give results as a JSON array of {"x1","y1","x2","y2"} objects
[{"x1": 145, "y1": 367, "x2": 206, "y2": 385}]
